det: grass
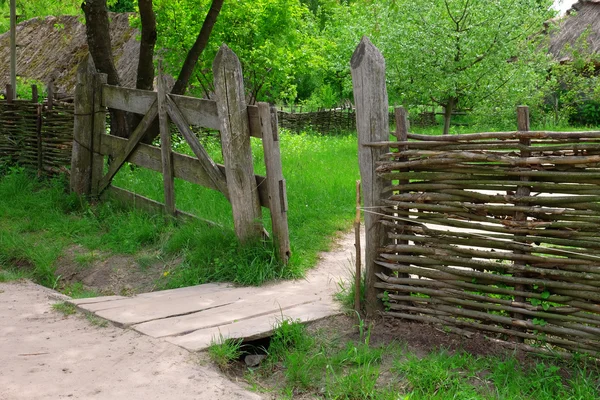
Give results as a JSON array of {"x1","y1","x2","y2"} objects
[
  {"x1": 0, "y1": 128, "x2": 359, "y2": 292},
  {"x1": 84, "y1": 312, "x2": 109, "y2": 328},
  {"x1": 238, "y1": 318, "x2": 600, "y2": 399},
  {"x1": 52, "y1": 302, "x2": 76, "y2": 316},
  {"x1": 208, "y1": 334, "x2": 244, "y2": 370}
]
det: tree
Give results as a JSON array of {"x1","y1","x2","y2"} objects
[
  {"x1": 149, "y1": 0, "x2": 327, "y2": 104},
  {"x1": 385, "y1": 0, "x2": 555, "y2": 134},
  {"x1": 81, "y1": 0, "x2": 224, "y2": 138}
]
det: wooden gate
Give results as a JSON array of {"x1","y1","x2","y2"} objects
[{"x1": 70, "y1": 45, "x2": 290, "y2": 264}]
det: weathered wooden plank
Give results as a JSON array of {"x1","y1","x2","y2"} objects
[
  {"x1": 258, "y1": 102, "x2": 290, "y2": 264},
  {"x1": 351, "y1": 37, "x2": 390, "y2": 315},
  {"x1": 166, "y1": 95, "x2": 229, "y2": 197},
  {"x1": 169, "y1": 93, "x2": 220, "y2": 129},
  {"x1": 133, "y1": 295, "x2": 321, "y2": 338},
  {"x1": 165, "y1": 301, "x2": 338, "y2": 351},
  {"x1": 158, "y1": 70, "x2": 176, "y2": 216},
  {"x1": 97, "y1": 102, "x2": 158, "y2": 193},
  {"x1": 247, "y1": 105, "x2": 262, "y2": 139},
  {"x1": 101, "y1": 85, "x2": 156, "y2": 115},
  {"x1": 90, "y1": 72, "x2": 108, "y2": 197},
  {"x1": 100, "y1": 134, "x2": 269, "y2": 208},
  {"x1": 70, "y1": 55, "x2": 95, "y2": 195},
  {"x1": 213, "y1": 44, "x2": 263, "y2": 242}
]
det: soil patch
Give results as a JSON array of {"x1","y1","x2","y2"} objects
[{"x1": 55, "y1": 245, "x2": 178, "y2": 296}]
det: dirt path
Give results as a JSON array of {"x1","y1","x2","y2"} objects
[{"x1": 0, "y1": 281, "x2": 262, "y2": 400}]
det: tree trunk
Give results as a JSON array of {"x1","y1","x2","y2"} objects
[
  {"x1": 171, "y1": 0, "x2": 224, "y2": 95},
  {"x1": 82, "y1": 0, "x2": 129, "y2": 138},
  {"x1": 136, "y1": 0, "x2": 157, "y2": 91},
  {"x1": 135, "y1": 0, "x2": 158, "y2": 144},
  {"x1": 442, "y1": 97, "x2": 457, "y2": 135}
]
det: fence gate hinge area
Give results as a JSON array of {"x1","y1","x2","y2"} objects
[{"x1": 70, "y1": 46, "x2": 290, "y2": 264}]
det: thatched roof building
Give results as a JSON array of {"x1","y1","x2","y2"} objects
[
  {"x1": 549, "y1": 0, "x2": 600, "y2": 63},
  {"x1": 0, "y1": 13, "x2": 139, "y2": 96}
]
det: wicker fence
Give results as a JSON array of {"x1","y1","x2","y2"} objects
[
  {"x1": 353, "y1": 38, "x2": 600, "y2": 358},
  {"x1": 277, "y1": 108, "x2": 437, "y2": 135},
  {"x1": 0, "y1": 86, "x2": 73, "y2": 175}
]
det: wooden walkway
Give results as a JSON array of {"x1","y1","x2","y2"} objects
[{"x1": 69, "y1": 232, "x2": 356, "y2": 351}]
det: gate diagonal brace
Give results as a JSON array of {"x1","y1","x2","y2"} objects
[{"x1": 165, "y1": 95, "x2": 229, "y2": 199}]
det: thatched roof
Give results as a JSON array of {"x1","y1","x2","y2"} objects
[
  {"x1": 0, "y1": 13, "x2": 139, "y2": 96},
  {"x1": 549, "y1": 0, "x2": 600, "y2": 61}
]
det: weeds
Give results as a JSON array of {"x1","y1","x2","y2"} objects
[
  {"x1": 85, "y1": 312, "x2": 109, "y2": 328},
  {"x1": 208, "y1": 334, "x2": 244, "y2": 370},
  {"x1": 52, "y1": 302, "x2": 76, "y2": 316},
  {"x1": 237, "y1": 317, "x2": 600, "y2": 399}
]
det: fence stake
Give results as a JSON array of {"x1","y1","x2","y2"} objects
[
  {"x1": 90, "y1": 72, "x2": 107, "y2": 197},
  {"x1": 393, "y1": 107, "x2": 410, "y2": 281},
  {"x1": 213, "y1": 44, "x2": 263, "y2": 243},
  {"x1": 6, "y1": 84, "x2": 13, "y2": 103},
  {"x1": 354, "y1": 180, "x2": 362, "y2": 313},
  {"x1": 47, "y1": 81, "x2": 54, "y2": 110},
  {"x1": 158, "y1": 64, "x2": 176, "y2": 216},
  {"x1": 512, "y1": 105, "x2": 531, "y2": 343},
  {"x1": 351, "y1": 37, "x2": 390, "y2": 315},
  {"x1": 70, "y1": 55, "x2": 96, "y2": 195},
  {"x1": 259, "y1": 102, "x2": 291, "y2": 264},
  {"x1": 31, "y1": 85, "x2": 38, "y2": 103},
  {"x1": 36, "y1": 103, "x2": 43, "y2": 177}
]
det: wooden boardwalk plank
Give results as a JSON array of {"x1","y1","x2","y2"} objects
[
  {"x1": 165, "y1": 301, "x2": 339, "y2": 351},
  {"x1": 132, "y1": 294, "x2": 321, "y2": 338},
  {"x1": 74, "y1": 283, "x2": 228, "y2": 313},
  {"x1": 70, "y1": 295, "x2": 127, "y2": 306},
  {"x1": 91, "y1": 286, "x2": 270, "y2": 326}
]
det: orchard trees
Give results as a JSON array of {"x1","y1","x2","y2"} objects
[{"x1": 386, "y1": 0, "x2": 555, "y2": 134}]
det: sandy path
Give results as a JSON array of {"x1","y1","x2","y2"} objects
[{"x1": 0, "y1": 281, "x2": 261, "y2": 400}]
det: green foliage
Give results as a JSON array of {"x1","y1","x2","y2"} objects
[
  {"x1": 107, "y1": 0, "x2": 135, "y2": 13},
  {"x1": 143, "y1": 0, "x2": 328, "y2": 103},
  {"x1": 542, "y1": 28, "x2": 600, "y2": 127},
  {"x1": 0, "y1": 0, "x2": 81, "y2": 33},
  {"x1": 208, "y1": 335, "x2": 244, "y2": 370}
]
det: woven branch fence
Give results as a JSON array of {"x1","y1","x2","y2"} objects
[
  {"x1": 278, "y1": 108, "x2": 438, "y2": 135},
  {"x1": 373, "y1": 119, "x2": 600, "y2": 358},
  {"x1": 0, "y1": 86, "x2": 73, "y2": 175},
  {"x1": 353, "y1": 38, "x2": 600, "y2": 358}
]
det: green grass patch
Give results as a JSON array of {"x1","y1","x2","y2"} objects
[
  {"x1": 240, "y1": 318, "x2": 600, "y2": 399},
  {"x1": 208, "y1": 335, "x2": 244, "y2": 370},
  {"x1": 111, "y1": 129, "x2": 360, "y2": 288},
  {"x1": 0, "y1": 129, "x2": 359, "y2": 291},
  {"x1": 52, "y1": 302, "x2": 76, "y2": 316}
]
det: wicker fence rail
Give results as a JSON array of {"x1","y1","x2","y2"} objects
[
  {"x1": 0, "y1": 97, "x2": 74, "y2": 175},
  {"x1": 371, "y1": 113, "x2": 600, "y2": 357}
]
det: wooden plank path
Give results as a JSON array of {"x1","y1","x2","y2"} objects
[{"x1": 68, "y1": 232, "x2": 357, "y2": 351}]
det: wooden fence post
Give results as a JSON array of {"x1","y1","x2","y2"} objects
[
  {"x1": 71, "y1": 55, "x2": 96, "y2": 195},
  {"x1": 6, "y1": 84, "x2": 13, "y2": 103},
  {"x1": 512, "y1": 105, "x2": 531, "y2": 342},
  {"x1": 158, "y1": 66, "x2": 176, "y2": 216},
  {"x1": 351, "y1": 37, "x2": 390, "y2": 315},
  {"x1": 90, "y1": 72, "x2": 107, "y2": 197},
  {"x1": 47, "y1": 81, "x2": 54, "y2": 110},
  {"x1": 34, "y1": 85, "x2": 43, "y2": 177},
  {"x1": 213, "y1": 44, "x2": 263, "y2": 243},
  {"x1": 31, "y1": 85, "x2": 38, "y2": 103},
  {"x1": 393, "y1": 106, "x2": 410, "y2": 280},
  {"x1": 258, "y1": 102, "x2": 291, "y2": 264}
]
